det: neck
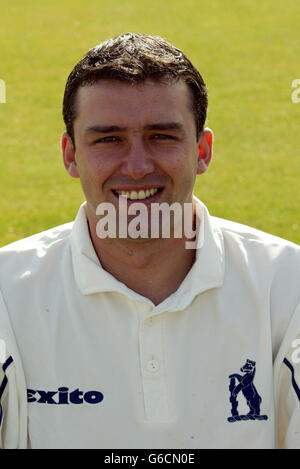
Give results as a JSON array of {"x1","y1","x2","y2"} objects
[{"x1": 87, "y1": 214, "x2": 196, "y2": 305}]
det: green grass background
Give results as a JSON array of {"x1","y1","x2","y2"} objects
[{"x1": 0, "y1": 0, "x2": 299, "y2": 246}]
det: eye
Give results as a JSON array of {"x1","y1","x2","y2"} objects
[
  {"x1": 151, "y1": 133, "x2": 175, "y2": 140},
  {"x1": 94, "y1": 136, "x2": 120, "y2": 143}
]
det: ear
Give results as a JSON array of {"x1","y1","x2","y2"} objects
[
  {"x1": 196, "y1": 128, "x2": 213, "y2": 175},
  {"x1": 61, "y1": 131, "x2": 80, "y2": 178}
]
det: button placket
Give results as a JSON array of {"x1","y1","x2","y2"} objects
[{"x1": 139, "y1": 314, "x2": 169, "y2": 421}]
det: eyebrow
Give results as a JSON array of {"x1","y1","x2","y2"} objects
[
  {"x1": 84, "y1": 122, "x2": 184, "y2": 135},
  {"x1": 85, "y1": 125, "x2": 126, "y2": 134},
  {"x1": 144, "y1": 122, "x2": 184, "y2": 132}
]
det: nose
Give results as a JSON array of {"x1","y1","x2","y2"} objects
[{"x1": 120, "y1": 138, "x2": 155, "y2": 180}]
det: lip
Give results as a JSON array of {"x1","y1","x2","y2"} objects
[{"x1": 111, "y1": 186, "x2": 164, "y2": 192}]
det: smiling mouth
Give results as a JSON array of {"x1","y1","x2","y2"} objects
[{"x1": 112, "y1": 187, "x2": 164, "y2": 201}]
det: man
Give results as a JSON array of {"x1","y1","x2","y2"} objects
[{"x1": 0, "y1": 33, "x2": 299, "y2": 449}]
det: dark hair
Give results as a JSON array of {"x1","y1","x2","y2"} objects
[{"x1": 62, "y1": 33, "x2": 208, "y2": 146}]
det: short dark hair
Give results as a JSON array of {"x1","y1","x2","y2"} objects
[{"x1": 62, "y1": 33, "x2": 208, "y2": 146}]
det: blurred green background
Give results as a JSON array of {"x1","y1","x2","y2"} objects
[{"x1": 0, "y1": 0, "x2": 299, "y2": 246}]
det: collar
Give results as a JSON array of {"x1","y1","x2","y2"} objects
[{"x1": 70, "y1": 197, "x2": 225, "y2": 310}]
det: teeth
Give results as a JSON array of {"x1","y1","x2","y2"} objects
[
  {"x1": 138, "y1": 190, "x2": 146, "y2": 199},
  {"x1": 115, "y1": 188, "x2": 159, "y2": 200}
]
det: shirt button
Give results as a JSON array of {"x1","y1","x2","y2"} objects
[
  {"x1": 145, "y1": 317, "x2": 154, "y2": 326},
  {"x1": 146, "y1": 359, "x2": 160, "y2": 373}
]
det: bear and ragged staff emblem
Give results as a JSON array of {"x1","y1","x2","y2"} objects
[{"x1": 228, "y1": 359, "x2": 268, "y2": 422}]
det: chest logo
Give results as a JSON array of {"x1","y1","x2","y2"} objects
[
  {"x1": 227, "y1": 359, "x2": 268, "y2": 422},
  {"x1": 27, "y1": 387, "x2": 104, "y2": 405}
]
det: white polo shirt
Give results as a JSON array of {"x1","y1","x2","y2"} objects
[{"x1": 0, "y1": 197, "x2": 300, "y2": 449}]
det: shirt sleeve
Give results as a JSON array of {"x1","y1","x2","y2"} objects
[
  {"x1": 0, "y1": 292, "x2": 28, "y2": 449},
  {"x1": 274, "y1": 301, "x2": 300, "y2": 449},
  {"x1": 0, "y1": 341, "x2": 22, "y2": 448}
]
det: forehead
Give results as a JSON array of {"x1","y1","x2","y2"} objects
[{"x1": 74, "y1": 79, "x2": 195, "y2": 129}]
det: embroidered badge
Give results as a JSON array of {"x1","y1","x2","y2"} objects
[{"x1": 227, "y1": 359, "x2": 268, "y2": 422}]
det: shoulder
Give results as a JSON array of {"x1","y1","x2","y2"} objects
[
  {"x1": 0, "y1": 222, "x2": 74, "y2": 286},
  {"x1": 210, "y1": 217, "x2": 300, "y2": 342},
  {"x1": 210, "y1": 215, "x2": 300, "y2": 284},
  {"x1": 211, "y1": 216, "x2": 300, "y2": 256},
  {"x1": 0, "y1": 222, "x2": 74, "y2": 256}
]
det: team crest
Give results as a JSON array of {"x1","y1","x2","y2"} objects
[{"x1": 227, "y1": 359, "x2": 268, "y2": 422}]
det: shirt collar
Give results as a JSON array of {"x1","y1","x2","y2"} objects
[{"x1": 70, "y1": 197, "x2": 225, "y2": 308}]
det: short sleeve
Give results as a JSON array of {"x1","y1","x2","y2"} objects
[
  {"x1": 274, "y1": 301, "x2": 300, "y2": 449},
  {"x1": 0, "y1": 291, "x2": 28, "y2": 449},
  {"x1": 0, "y1": 340, "x2": 21, "y2": 448}
]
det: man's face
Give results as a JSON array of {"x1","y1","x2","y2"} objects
[{"x1": 62, "y1": 78, "x2": 212, "y2": 236}]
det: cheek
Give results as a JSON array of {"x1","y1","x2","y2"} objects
[
  {"x1": 168, "y1": 151, "x2": 198, "y2": 180},
  {"x1": 173, "y1": 158, "x2": 199, "y2": 198},
  {"x1": 76, "y1": 151, "x2": 115, "y2": 181}
]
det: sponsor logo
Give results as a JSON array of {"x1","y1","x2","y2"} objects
[{"x1": 27, "y1": 387, "x2": 104, "y2": 405}]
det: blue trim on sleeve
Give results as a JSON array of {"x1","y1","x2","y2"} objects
[
  {"x1": 0, "y1": 356, "x2": 14, "y2": 428},
  {"x1": 2, "y1": 356, "x2": 13, "y2": 373},
  {"x1": 283, "y1": 357, "x2": 300, "y2": 402},
  {"x1": 0, "y1": 376, "x2": 8, "y2": 401},
  {"x1": 0, "y1": 356, "x2": 14, "y2": 400},
  {"x1": 0, "y1": 357, "x2": 13, "y2": 427}
]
